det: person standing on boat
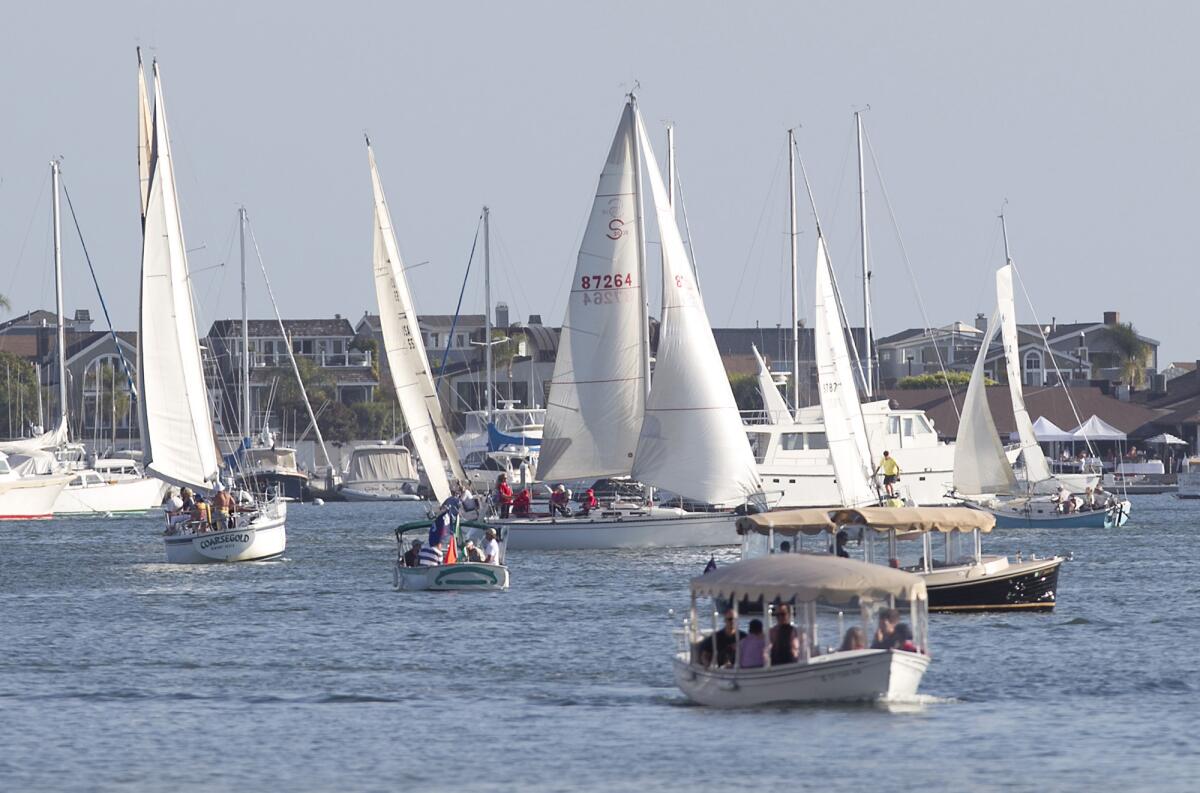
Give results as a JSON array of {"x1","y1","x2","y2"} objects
[
  {"x1": 768, "y1": 605, "x2": 804, "y2": 665},
  {"x1": 874, "y1": 451, "x2": 901, "y2": 498},
  {"x1": 212, "y1": 484, "x2": 236, "y2": 530},
  {"x1": 496, "y1": 474, "x2": 514, "y2": 518},
  {"x1": 482, "y1": 528, "x2": 501, "y2": 564},
  {"x1": 835, "y1": 530, "x2": 850, "y2": 558}
]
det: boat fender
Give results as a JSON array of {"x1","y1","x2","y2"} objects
[{"x1": 717, "y1": 679, "x2": 740, "y2": 692}]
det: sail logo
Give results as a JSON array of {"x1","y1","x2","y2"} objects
[{"x1": 604, "y1": 198, "x2": 627, "y2": 239}]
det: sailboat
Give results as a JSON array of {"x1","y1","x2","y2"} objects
[
  {"x1": 952, "y1": 250, "x2": 1131, "y2": 529},
  {"x1": 138, "y1": 57, "x2": 286, "y2": 563},
  {"x1": 748, "y1": 120, "x2": 957, "y2": 509},
  {"x1": 366, "y1": 139, "x2": 508, "y2": 590},
  {"x1": 499, "y1": 97, "x2": 763, "y2": 550}
]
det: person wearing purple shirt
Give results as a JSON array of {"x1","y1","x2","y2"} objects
[{"x1": 738, "y1": 619, "x2": 767, "y2": 668}]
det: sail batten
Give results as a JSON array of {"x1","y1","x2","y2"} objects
[
  {"x1": 537, "y1": 103, "x2": 646, "y2": 482},
  {"x1": 814, "y1": 236, "x2": 877, "y2": 507},
  {"x1": 630, "y1": 112, "x2": 761, "y2": 505},
  {"x1": 368, "y1": 146, "x2": 462, "y2": 504},
  {"x1": 138, "y1": 65, "x2": 221, "y2": 491}
]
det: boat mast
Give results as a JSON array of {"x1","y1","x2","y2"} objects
[
  {"x1": 856, "y1": 111, "x2": 873, "y2": 398},
  {"x1": 51, "y1": 159, "x2": 68, "y2": 440},
  {"x1": 787, "y1": 129, "x2": 800, "y2": 411},
  {"x1": 630, "y1": 96, "x2": 652, "y2": 402},
  {"x1": 666, "y1": 124, "x2": 675, "y2": 208},
  {"x1": 483, "y1": 205, "x2": 493, "y2": 423},
  {"x1": 239, "y1": 206, "x2": 251, "y2": 438}
]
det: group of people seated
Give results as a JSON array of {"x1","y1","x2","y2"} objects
[
  {"x1": 694, "y1": 605, "x2": 919, "y2": 669},
  {"x1": 162, "y1": 483, "x2": 250, "y2": 536},
  {"x1": 492, "y1": 473, "x2": 600, "y2": 519},
  {"x1": 400, "y1": 526, "x2": 501, "y2": 568},
  {"x1": 1053, "y1": 484, "x2": 1116, "y2": 514}
]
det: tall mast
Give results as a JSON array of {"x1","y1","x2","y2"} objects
[
  {"x1": 239, "y1": 206, "x2": 251, "y2": 438},
  {"x1": 630, "y1": 96, "x2": 652, "y2": 400},
  {"x1": 483, "y1": 205, "x2": 493, "y2": 422},
  {"x1": 1000, "y1": 209, "x2": 1012, "y2": 264},
  {"x1": 787, "y1": 129, "x2": 800, "y2": 411},
  {"x1": 51, "y1": 160, "x2": 68, "y2": 437},
  {"x1": 856, "y1": 111, "x2": 874, "y2": 398},
  {"x1": 666, "y1": 124, "x2": 675, "y2": 208}
]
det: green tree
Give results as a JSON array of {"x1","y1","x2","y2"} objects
[
  {"x1": 728, "y1": 373, "x2": 763, "y2": 413},
  {"x1": 353, "y1": 401, "x2": 394, "y2": 441},
  {"x1": 490, "y1": 329, "x2": 528, "y2": 371},
  {"x1": 0, "y1": 352, "x2": 39, "y2": 437},
  {"x1": 896, "y1": 371, "x2": 994, "y2": 390},
  {"x1": 1101, "y1": 322, "x2": 1151, "y2": 389}
]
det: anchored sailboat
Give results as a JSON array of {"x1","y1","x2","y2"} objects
[{"x1": 139, "y1": 58, "x2": 286, "y2": 562}]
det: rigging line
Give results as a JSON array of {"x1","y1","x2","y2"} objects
[
  {"x1": 794, "y1": 137, "x2": 870, "y2": 396},
  {"x1": 724, "y1": 140, "x2": 786, "y2": 326},
  {"x1": 862, "y1": 127, "x2": 961, "y2": 418},
  {"x1": 1009, "y1": 255, "x2": 1095, "y2": 457},
  {"x1": 671, "y1": 161, "x2": 701, "y2": 285},
  {"x1": 7, "y1": 168, "x2": 49, "y2": 305},
  {"x1": 438, "y1": 211, "x2": 483, "y2": 378},
  {"x1": 59, "y1": 176, "x2": 137, "y2": 397}
]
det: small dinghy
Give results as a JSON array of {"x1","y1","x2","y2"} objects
[
  {"x1": 674, "y1": 554, "x2": 930, "y2": 707},
  {"x1": 392, "y1": 520, "x2": 509, "y2": 592}
]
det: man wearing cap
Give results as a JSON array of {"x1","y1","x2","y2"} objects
[
  {"x1": 212, "y1": 483, "x2": 236, "y2": 530},
  {"x1": 482, "y1": 528, "x2": 501, "y2": 565}
]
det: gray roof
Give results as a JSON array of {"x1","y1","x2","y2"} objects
[{"x1": 207, "y1": 318, "x2": 357, "y2": 339}]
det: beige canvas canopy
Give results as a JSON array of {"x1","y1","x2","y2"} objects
[
  {"x1": 690, "y1": 554, "x2": 927, "y2": 605},
  {"x1": 737, "y1": 506, "x2": 995, "y2": 537}
]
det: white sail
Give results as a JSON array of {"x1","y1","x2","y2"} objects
[
  {"x1": 953, "y1": 310, "x2": 1018, "y2": 495},
  {"x1": 0, "y1": 422, "x2": 68, "y2": 456},
  {"x1": 367, "y1": 144, "x2": 464, "y2": 504},
  {"x1": 996, "y1": 263, "x2": 1054, "y2": 490},
  {"x1": 137, "y1": 65, "x2": 221, "y2": 491},
  {"x1": 631, "y1": 113, "x2": 761, "y2": 505},
  {"x1": 813, "y1": 235, "x2": 878, "y2": 506},
  {"x1": 752, "y1": 345, "x2": 791, "y2": 424},
  {"x1": 137, "y1": 49, "x2": 153, "y2": 225},
  {"x1": 537, "y1": 103, "x2": 646, "y2": 481}
]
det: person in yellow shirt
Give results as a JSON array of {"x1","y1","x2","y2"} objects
[{"x1": 875, "y1": 450, "x2": 901, "y2": 498}]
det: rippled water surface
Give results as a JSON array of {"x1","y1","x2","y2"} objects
[{"x1": 2, "y1": 496, "x2": 1197, "y2": 791}]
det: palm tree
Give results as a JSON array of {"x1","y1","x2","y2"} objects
[{"x1": 1101, "y1": 322, "x2": 1150, "y2": 389}]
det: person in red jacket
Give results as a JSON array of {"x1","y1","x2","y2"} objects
[
  {"x1": 496, "y1": 473, "x2": 514, "y2": 518},
  {"x1": 580, "y1": 487, "x2": 599, "y2": 516},
  {"x1": 513, "y1": 488, "x2": 533, "y2": 517}
]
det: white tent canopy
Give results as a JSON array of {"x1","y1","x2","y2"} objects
[
  {"x1": 1010, "y1": 416, "x2": 1076, "y2": 443},
  {"x1": 1143, "y1": 432, "x2": 1188, "y2": 446},
  {"x1": 1070, "y1": 415, "x2": 1127, "y2": 442}
]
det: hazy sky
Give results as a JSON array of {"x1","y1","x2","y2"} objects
[{"x1": 3, "y1": 1, "x2": 1197, "y2": 364}]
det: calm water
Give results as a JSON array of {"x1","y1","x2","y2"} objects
[{"x1": 2, "y1": 496, "x2": 1197, "y2": 792}]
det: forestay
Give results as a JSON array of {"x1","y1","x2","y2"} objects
[
  {"x1": 996, "y1": 264, "x2": 1054, "y2": 490},
  {"x1": 538, "y1": 103, "x2": 646, "y2": 482},
  {"x1": 952, "y1": 310, "x2": 1019, "y2": 495},
  {"x1": 630, "y1": 112, "x2": 761, "y2": 506},
  {"x1": 752, "y1": 344, "x2": 792, "y2": 424},
  {"x1": 368, "y1": 145, "x2": 463, "y2": 504},
  {"x1": 137, "y1": 64, "x2": 222, "y2": 491},
  {"x1": 814, "y1": 236, "x2": 877, "y2": 506}
]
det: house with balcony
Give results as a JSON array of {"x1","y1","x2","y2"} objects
[{"x1": 205, "y1": 316, "x2": 377, "y2": 436}]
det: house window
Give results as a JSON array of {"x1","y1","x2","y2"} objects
[
  {"x1": 430, "y1": 333, "x2": 440, "y2": 348},
  {"x1": 456, "y1": 334, "x2": 465, "y2": 349},
  {"x1": 1023, "y1": 351, "x2": 1043, "y2": 387}
]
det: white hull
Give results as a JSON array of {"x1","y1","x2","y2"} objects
[
  {"x1": 53, "y1": 476, "x2": 168, "y2": 516},
  {"x1": 340, "y1": 480, "x2": 422, "y2": 502},
  {"x1": 758, "y1": 466, "x2": 955, "y2": 508},
  {"x1": 393, "y1": 561, "x2": 509, "y2": 591},
  {"x1": 501, "y1": 510, "x2": 738, "y2": 551},
  {"x1": 0, "y1": 475, "x2": 70, "y2": 519},
  {"x1": 163, "y1": 504, "x2": 287, "y2": 564},
  {"x1": 673, "y1": 648, "x2": 929, "y2": 707},
  {"x1": 1177, "y1": 471, "x2": 1200, "y2": 499}
]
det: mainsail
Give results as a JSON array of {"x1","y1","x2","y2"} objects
[
  {"x1": 630, "y1": 112, "x2": 761, "y2": 505},
  {"x1": 537, "y1": 103, "x2": 646, "y2": 482},
  {"x1": 953, "y1": 310, "x2": 1019, "y2": 495},
  {"x1": 367, "y1": 143, "x2": 464, "y2": 504},
  {"x1": 813, "y1": 235, "x2": 878, "y2": 507},
  {"x1": 137, "y1": 63, "x2": 222, "y2": 490},
  {"x1": 996, "y1": 263, "x2": 1055, "y2": 491},
  {"x1": 752, "y1": 344, "x2": 792, "y2": 424}
]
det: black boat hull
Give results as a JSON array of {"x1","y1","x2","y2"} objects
[
  {"x1": 928, "y1": 559, "x2": 1061, "y2": 612},
  {"x1": 234, "y1": 471, "x2": 308, "y2": 502}
]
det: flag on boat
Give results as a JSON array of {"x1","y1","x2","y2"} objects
[{"x1": 704, "y1": 555, "x2": 717, "y2": 574}]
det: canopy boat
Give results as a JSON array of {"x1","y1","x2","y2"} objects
[
  {"x1": 339, "y1": 444, "x2": 422, "y2": 501},
  {"x1": 737, "y1": 507, "x2": 1063, "y2": 612},
  {"x1": 392, "y1": 520, "x2": 509, "y2": 591},
  {"x1": 366, "y1": 139, "x2": 511, "y2": 590},
  {"x1": 501, "y1": 97, "x2": 763, "y2": 550},
  {"x1": 674, "y1": 554, "x2": 930, "y2": 706},
  {"x1": 950, "y1": 251, "x2": 1130, "y2": 529},
  {"x1": 137, "y1": 56, "x2": 285, "y2": 563}
]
